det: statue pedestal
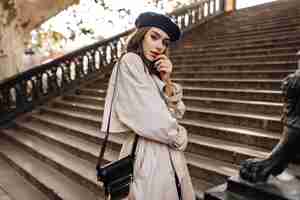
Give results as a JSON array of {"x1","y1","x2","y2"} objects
[{"x1": 205, "y1": 170, "x2": 300, "y2": 200}]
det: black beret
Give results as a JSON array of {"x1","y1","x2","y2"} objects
[{"x1": 135, "y1": 12, "x2": 181, "y2": 42}]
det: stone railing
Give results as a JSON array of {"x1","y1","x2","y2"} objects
[
  {"x1": 169, "y1": 0, "x2": 225, "y2": 31},
  {"x1": 0, "y1": 0, "x2": 227, "y2": 126}
]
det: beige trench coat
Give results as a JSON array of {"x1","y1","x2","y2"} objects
[{"x1": 101, "y1": 52, "x2": 195, "y2": 200}]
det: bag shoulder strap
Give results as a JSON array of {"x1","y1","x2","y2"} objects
[
  {"x1": 152, "y1": 76, "x2": 182, "y2": 200},
  {"x1": 97, "y1": 55, "x2": 138, "y2": 168}
]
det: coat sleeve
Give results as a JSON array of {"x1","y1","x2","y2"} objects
[
  {"x1": 163, "y1": 82, "x2": 186, "y2": 119},
  {"x1": 115, "y1": 53, "x2": 187, "y2": 149}
]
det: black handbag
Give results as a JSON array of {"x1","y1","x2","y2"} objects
[
  {"x1": 96, "y1": 138, "x2": 138, "y2": 200},
  {"x1": 96, "y1": 57, "x2": 139, "y2": 200}
]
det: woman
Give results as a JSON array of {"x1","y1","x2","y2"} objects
[{"x1": 101, "y1": 12, "x2": 195, "y2": 200}]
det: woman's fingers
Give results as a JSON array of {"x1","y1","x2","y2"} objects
[
  {"x1": 154, "y1": 55, "x2": 173, "y2": 81},
  {"x1": 156, "y1": 54, "x2": 168, "y2": 60},
  {"x1": 157, "y1": 60, "x2": 172, "y2": 70}
]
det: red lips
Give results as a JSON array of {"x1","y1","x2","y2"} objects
[{"x1": 151, "y1": 51, "x2": 160, "y2": 58}]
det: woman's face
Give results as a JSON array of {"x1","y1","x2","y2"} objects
[{"x1": 142, "y1": 27, "x2": 170, "y2": 62}]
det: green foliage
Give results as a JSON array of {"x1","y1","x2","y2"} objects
[
  {"x1": 31, "y1": 26, "x2": 67, "y2": 54},
  {"x1": 79, "y1": 27, "x2": 95, "y2": 35},
  {"x1": 94, "y1": 0, "x2": 110, "y2": 10}
]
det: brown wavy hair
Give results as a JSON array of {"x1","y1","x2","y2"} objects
[{"x1": 125, "y1": 27, "x2": 169, "y2": 75}]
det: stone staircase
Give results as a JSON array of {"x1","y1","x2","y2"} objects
[{"x1": 1, "y1": 0, "x2": 300, "y2": 199}]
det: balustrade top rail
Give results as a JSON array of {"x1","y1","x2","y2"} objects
[{"x1": 0, "y1": 0, "x2": 225, "y2": 126}]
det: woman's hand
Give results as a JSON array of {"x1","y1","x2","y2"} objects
[{"x1": 154, "y1": 55, "x2": 173, "y2": 82}]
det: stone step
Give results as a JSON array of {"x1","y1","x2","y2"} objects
[
  {"x1": 38, "y1": 101, "x2": 276, "y2": 164},
  {"x1": 173, "y1": 61, "x2": 297, "y2": 72},
  {"x1": 55, "y1": 83, "x2": 283, "y2": 133},
  {"x1": 176, "y1": 38, "x2": 300, "y2": 55},
  {"x1": 0, "y1": 137, "x2": 102, "y2": 200},
  {"x1": 40, "y1": 98, "x2": 281, "y2": 152},
  {"x1": 172, "y1": 53, "x2": 297, "y2": 65},
  {"x1": 72, "y1": 86, "x2": 283, "y2": 104},
  {"x1": 26, "y1": 107, "x2": 268, "y2": 197},
  {"x1": 17, "y1": 118, "x2": 214, "y2": 197},
  {"x1": 1, "y1": 127, "x2": 104, "y2": 197},
  {"x1": 218, "y1": 4, "x2": 300, "y2": 19},
  {"x1": 198, "y1": 16, "x2": 300, "y2": 38},
  {"x1": 39, "y1": 106, "x2": 100, "y2": 127},
  {"x1": 207, "y1": 14, "x2": 300, "y2": 33},
  {"x1": 180, "y1": 119, "x2": 279, "y2": 151},
  {"x1": 56, "y1": 91, "x2": 284, "y2": 117},
  {"x1": 46, "y1": 96, "x2": 282, "y2": 150},
  {"x1": 171, "y1": 40, "x2": 300, "y2": 59},
  {"x1": 173, "y1": 63, "x2": 296, "y2": 74},
  {"x1": 14, "y1": 119, "x2": 118, "y2": 165},
  {"x1": 201, "y1": 29, "x2": 300, "y2": 48},
  {"x1": 75, "y1": 88, "x2": 106, "y2": 98},
  {"x1": 183, "y1": 96, "x2": 283, "y2": 116},
  {"x1": 194, "y1": 20, "x2": 300, "y2": 42},
  {"x1": 225, "y1": 1, "x2": 300, "y2": 18},
  {"x1": 33, "y1": 106, "x2": 246, "y2": 171},
  {"x1": 83, "y1": 80, "x2": 109, "y2": 90},
  {"x1": 216, "y1": 6, "x2": 300, "y2": 23},
  {"x1": 187, "y1": 134, "x2": 269, "y2": 166},
  {"x1": 62, "y1": 94, "x2": 105, "y2": 106},
  {"x1": 190, "y1": 34, "x2": 299, "y2": 55},
  {"x1": 172, "y1": 78, "x2": 282, "y2": 90},
  {"x1": 55, "y1": 88, "x2": 283, "y2": 133},
  {"x1": 0, "y1": 155, "x2": 50, "y2": 200},
  {"x1": 28, "y1": 97, "x2": 273, "y2": 188},
  {"x1": 172, "y1": 70, "x2": 294, "y2": 80},
  {"x1": 51, "y1": 98, "x2": 103, "y2": 116},
  {"x1": 170, "y1": 46, "x2": 299, "y2": 59},
  {"x1": 192, "y1": 22, "x2": 299, "y2": 42},
  {"x1": 182, "y1": 87, "x2": 282, "y2": 103},
  {"x1": 48, "y1": 97, "x2": 281, "y2": 145},
  {"x1": 191, "y1": 34, "x2": 300, "y2": 50},
  {"x1": 184, "y1": 107, "x2": 282, "y2": 132},
  {"x1": 20, "y1": 112, "x2": 222, "y2": 197},
  {"x1": 55, "y1": 92, "x2": 283, "y2": 121},
  {"x1": 29, "y1": 112, "x2": 123, "y2": 150},
  {"x1": 186, "y1": 153, "x2": 238, "y2": 185}
]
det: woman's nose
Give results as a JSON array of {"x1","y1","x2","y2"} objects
[{"x1": 155, "y1": 41, "x2": 164, "y2": 53}]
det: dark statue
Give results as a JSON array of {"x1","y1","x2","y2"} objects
[{"x1": 239, "y1": 70, "x2": 300, "y2": 183}]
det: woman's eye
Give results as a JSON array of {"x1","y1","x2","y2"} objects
[{"x1": 151, "y1": 35, "x2": 158, "y2": 40}]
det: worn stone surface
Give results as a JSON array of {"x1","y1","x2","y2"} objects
[
  {"x1": 0, "y1": 155, "x2": 49, "y2": 200},
  {"x1": 228, "y1": 172, "x2": 300, "y2": 200},
  {"x1": 0, "y1": 187, "x2": 13, "y2": 200},
  {"x1": 206, "y1": 170, "x2": 300, "y2": 200}
]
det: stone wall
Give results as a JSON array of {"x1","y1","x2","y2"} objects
[{"x1": 0, "y1": 1, "x2": 26, "y2": 80}]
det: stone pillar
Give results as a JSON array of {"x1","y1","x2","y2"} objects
[
  {"x1": 225, "y1": 0, "x2": 236, "y2": 12},
  {"x1": 0, "y1": 2, "x2": 27, "y2": 81}
]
